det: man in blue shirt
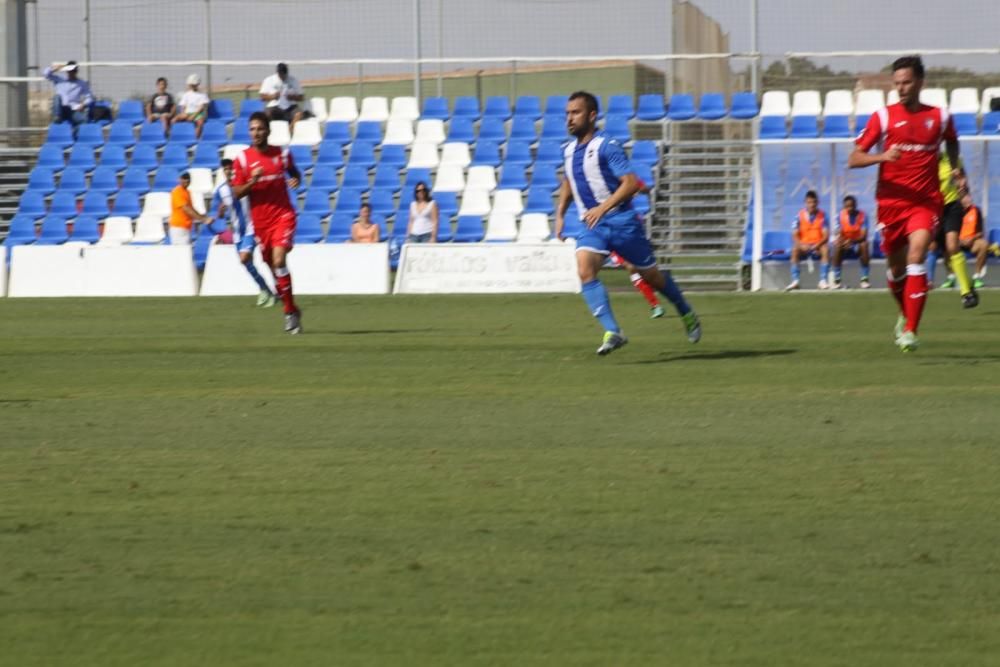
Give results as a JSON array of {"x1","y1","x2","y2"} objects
[
  {"x1": 555, "y1": 91, "x2": 700, "y2": 355},
  {"x1": 43, "y1": 61, "x2": 94, "y2": 126}
]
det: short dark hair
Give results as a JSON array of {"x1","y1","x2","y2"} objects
[
  {"x1": 569, "y1": 91, "x2": 600, "y2": 116},
  {"x1": 843, "y1": 195, "x2": 857, "y2": 206},
  {"x1": 180, "y1": 171, "x2": 190, "y2": 180},
  {"x1": 277, "y1": 62, "x2": 288, "y2": 75},
  {"x1": 805, "y1": 190, "x2": 818, "y2": 200},
  {"x1": 892, "y1": 55, "x2": 924, "y2": 79},
  {"x1": 359, "y1": 202, "x2": 371, "y2": 212},
  {"x1": 156, "y1": 77, "x2": 167, "y2": 85},
  {"x1": 220, "y1": 158, "x2": 233, "y2": 168},
  {"x1": 248, "y1": 111, "x2": 270, "y2": 126}
]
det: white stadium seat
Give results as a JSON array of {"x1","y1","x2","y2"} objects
[
  {"x1": 222, "y1": 144, "x2": 249, "y2": 161},
  {"x1": 484, "y1": 211, "x2": 517, "y2": 242},
  {"x1": 142, "y1": 191, "x2": 172, "y2": 219},
  {"x1": 358, "y1": 96, "x2": 389, "y2": 122},
  {"x1": 465, "y1": 165, "x2": 497, "y2": 191},
  {"x1": 822, "y1": 90, "x2": 854, "y2": 116},
  {"x1": 267, "y1": 120, "x2": 291, "y2": 146},
  {"x1": 187, "y1": 168, "x2": 215, "y2": 198},
  {"x1": 492, "y1": 189, "x2": 523, "y2": 215},
  {"x1": 308, "y1": 97, "x2": 328, "y2": 122},
  {"x1": 760, "y1": 90, "x2": 791, "y2": 116},
  {"x1": 887, "y1": 89, "x2": 900, "y2": 106},
  {"x1": 517, "y1": 213, "x2": 552, "y2": 242},
  {"x1": 432, "y1": 165, "x2": 465, "y2": 193},
  {"x1": 132, "y1": 214, "x2": 166, "y2": 244},
  {"x1": 383, "y1": 119, "x2": 415, "y2": 146},
  {"x1": 328, "y1": 97, "x2": 359, "y2": 123},
  {"x1": 919, "y1": 87, "x2": 947, "y2": 109},
  {"x1": 190, "y1": 191, "x2": 207, "y2": 215},
  {"x1": 855, "y1": 89, "x2": 885, "y2": 116},
  {"x1": 439, "y1": 142, "x2": 471, "y2": 168},
  {"x1": 98, "y1": 216, "x2": 134, "y2": 246},
  {"x1": 389, "y1": 96, "x2": 420, "y2": 122},
  {"x1": 458, "y1": 188, "x2": 491, "y2": 217},
  {"x1": 791, "y1": 90, "x2": 822, "y2": 117},
  {"x1": 414, "y1": 120, "x2": 446, "y2": 146},
  {"x1": 289, "y1": 118, "x2": 322, "y2": 146},
  {"x1": 949, "y1": 88, "x2": 979, "y2": 114},
  {"x1": 406, "y1": 142, "x2": 439, "y2": 169},
  {"x1": 980, "y1": 87, "x2": 1000, "y2": 114}
]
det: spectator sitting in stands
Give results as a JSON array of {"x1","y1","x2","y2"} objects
[
  {"x1": 169, "y1": 171, "x2": 211, "y2": 245},
  {"x1": 786, "y1": 190, "x2": 830, "y2": 290},
  {"x1": 350, "y1": 203, "x2": 380, "y2": 243},
  {"x1": 830, "y1": 195, "x2": 871, "y2": 289},
  {"x1": 43, "y1": 60, "x2": 93, "y2": 126},
  {"x1": 407, "y1": 182, "x2": 438, "y2": 243},
  {"x1": 259, "y1": 63, "x2": 305, "y2": 129},
  {"x1": 173, "y1": 74, "x2": 209, "y2": 137},
  {"x1": 146, "y1": 77, "x2": 175, "y2": 133}
]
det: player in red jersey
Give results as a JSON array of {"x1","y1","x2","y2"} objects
[
  {"x1": 848, "y1": 55, "x2": 961, "y2": 352},
  {"x1": 231, "y1": 111, "x2": 303, "y2": 334}
]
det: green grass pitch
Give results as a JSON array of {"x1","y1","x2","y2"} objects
[{"x1": 2, "y1": 288, "x2": 1000, "y2": 666}]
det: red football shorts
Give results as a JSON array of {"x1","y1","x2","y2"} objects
[
  {"x1": 877, "y1": 205, "x2": 939, "y2": 256},
  {"x1": 255, "y1": 211, "x2": 296, "y2": 260}
]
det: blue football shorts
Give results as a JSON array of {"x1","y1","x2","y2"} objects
[{"x1": 574, "y1": 211, "x2": 657, "y2": 269}]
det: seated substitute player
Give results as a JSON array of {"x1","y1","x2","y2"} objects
[
  {"x1": 957, "y1": 193, "x2": 989, "y2": 288},
  {"x1": 786, "y1": 190, "x2": 830, "y2": 290},
  {"x1": 211, "y1": 158, "x2": 276, "y2": 308},
  {"x1": 553, "y1": 91, "x2": 699, "y2": 356},
  {"x1": 830, "y1": 195, "x2": 871, "y2": 289},
  {"x1": 231, "y1": 112, "x2": 303, "y2": 334},
  {"x1": 927, "y1": 151, "x2": 978, "y2": 307}
]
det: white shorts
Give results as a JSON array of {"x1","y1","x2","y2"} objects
[{"x1": 168, "y1": 227, "x2": 192, "y2": 245}]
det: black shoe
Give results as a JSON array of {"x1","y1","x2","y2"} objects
[{"x1": 962, "y1": 290, "x2": 979, "y2": 309}]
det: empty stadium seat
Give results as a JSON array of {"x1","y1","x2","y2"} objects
[
  {"x1": 328, "y1": 97, "x2": 359, "y2": 123},
  {"x1": 98, "y1": 216, "x2": 134, "y2": 245},
  {"x1": 483, "y1": 96, "x2": 512, "y2": 121},
  {"x1": 294, "y1": 214, "x2": 325, "y2": 243},
  {"x1": 466, "y1": 165, "x2": 498, "y2": 192},
  {"x1": 302, "y1": 189, "x2": 333, "y2": 218},
  {"x1": 535, "y1": 140, "x2": 565, "y2": 166},
  {"x1": 132, "y1": 214, "x2": 166, "y2": 244},
  {"x1": 791, "y1": 90, "x2": 822, "y2": 117},
  {"x1": 439, "y1": 142, "x2": 471, "y2": 168},
  {"x1": 404, "y1": 168, "x2": 433, "y2": 190},
  {"x1": 729, "y1": 92, "x2": 759, "y2": 119},
  {"x1": 138, "y1": 121, "x2": 167, "y2": 148},
  {"x1": 187, "y1": 168, "x2": 214, "y2": 198},
  {"x1": 760, "y1": 91, "x2": 791, "y2": 117},
  {"x1": 504, "y1": 141, "x2": 533, "y2": 166},
  {"x1": 950, "y1": 87, "x2": 980, "y2": 114},
  {"x1": 823, "y1": 115, "x2": 852, "y2": 138},
  {"x1": 452, "y1": 96, "x2": 481, "y2": 120},
  {"x1": 982, "y1": 112, "x2": 1000, "y2": 135},
  {"x1": 368, "y1": 188, "x2": 396, "y2": 218},
  {"x1": 823, "y1": 90, "x2": 854, "y2": 117},
  {"x1": 45, "y1": 123, "x2": 74, "y2": 148},
  {"x1": 510, "y1": 116, "x2": 538, "y2": 142},
  {"x1": 698, "y1": 93, "x2": 727, "y2": 120},
  {"x1": 373, "y1": 162, "x2": 402, "y2": 191},
  {"x1": 887, "y1": 89, "x2": 900, "y2": 105},
  {"x1": 358, "y1": 96, "x2": 390, "y2": 122},
  {"x1": 341, "y1": 164, "x2": 371, "y2": 191},
  {"x1": 302, "y1": 97, "x2": 326, "y2": 123},
  {"x1": 161, "y1": 144, "x2": 190, "y2": 170},
  {"x1": 238, "y1": 99, "x2": 264, "y2": 120},
  {"x1": 207, "y1": 99, "x2": 235, "y2": 124},
  {"x1": 142, "y1": 191, "x2": 172, "y2": 219},
  {"x1": 458, "y1": 189, "x2": 491, "y2": 217},
  {"x1": 326, "y1": 212, "x2": 354, "y2": 242},
  {"x1": 49, "y1": 191, "x2": 78, "y2": 217},
  {"x1": 388, "y1": 96, "x2": 419, "y2": 123},
  {"x1": 954, "y1": 114, "x2": 979, "y2": 136},
  {"x1": 230, "y1": 121, "x2": 251, "y2": 144},
  {"x1": 190, "y1": 142, "x2": 221, "y2": 169},
  {"x1": 603, "y1": 115, "x2": 631, "y2": 143},
  {"x1": 981, "y1": 87, "x2": 1000, "y2": 114},
  {"x1": 347, "y1": 142, "x2": 377, "y2": 170},
  {"x1": 421, "y1": 97, "x2": 449, "y2": 120},
  {"x1": 478, "y1": 116, "x2": 507, "y2": 142},
  {"x1": 67, "y1": 144, "x2": 96, "y2": 171},
  {"x1": 354, "y1": 120, "x2": 383, "y2": 144},
  {"x1": 498, "y1": 166, "x2": 528, "y2": 191},
  {"x1": 484, "y1": 211, "x2": 517, "y2": 242},
  {"x1": 267, "y1": 120, "x2": 291, "y2": 147},
  {"x1": 116, "y1": 100, "x2": 145, "y2": 125},
  {"x1": 36, "y1": 215, "x2": 69, "y2": 245},
  {"x1": 607, "y1": 95, "x2": 635, "y2": 119},
  {"x1": 334, "y1": 188, "x2": 363, "y2": 216},
  {"x1": 759, "y1": 116, "x2": 788, "y2": 139},
  {"x1": 57, "y1": 167, "x2": 88, "y2": 196},
  {"x1": 81, "y1": 191, "x2": 110, "y2": 217},
  {"x1": 453, "y1": 215, "x2": 485, "y2": 242},
  {"x1": 514, "y1": 96, "x2": 542, "y2": 120},
  {"x1": 631, "y1": 140, "x2": 659, "y2": 164},
  {"x1": 383, "y1": 119, "x2": 415, "y2": 146},
  {"x1": 315, "y1": 141, "x2": 345, "y2": 169},
  {"x1": 636, "y1": 94, "x2": 667, "y2": 121},
  {"x1": 633, "y1": 193, "x2": 650, "y2": 214},
  {"x1": 376, "y1": 144, "x2": 404, "y2": 169},
  {"x1": 27, "y1": 167, "x2": 57, "y2": 195},
  {"x1": 288, "y1": 145, "x2": 313, "y2": 172},
  {"x1": 36, "y1": 145, "x2": 65, "y2": 172},
  {"x1": 523, "y1": 187, "x2": 555, "y2": 215},
  {"x1": 17, "y1": 191, "x2": 47, "y2": 218},
  {"x1": 761, "y1": 230, "x2": 791, "y2": 260},
  {"x1": 309, "y1": 165, "x2": 339, "y2": 190},
  {"x1": 322, "y1": 121, "x2": 352, "y2": 144},
  {"x1": 667, "y1": 94, "x2": 697, "y2": 121},
  {"x1": 407, "y1": 142, "x2": 439, "y2": 169},
  {"x1": 121, "y1": 165, "x2": 152, "y2": 194},
  {"x1": 492, "y1": 189, "x2": 523, "y2": 215},
  {"x1": 540, "y1": 114, "x2": 566, "y2": 140},
  {"x1": 289, "y1": 119, "x2": 322, "y2": 146},
  {"x1": 517, "y1": 212, "x2": 552, "y2": 242},
  {"x1": 433, "y1": 165, "x2": 465, "y2": 193},
  {"x1": 544, "y1": 95, "x2": 569, "y2": 116},
  {"x1": 471, "y1": 141, "x2": 501, "y2": 168},
  {"x1": 169, "y1": 122, "x2": 198, "y2": 147},
  {"x1": 919, "y1": 87, "x2": 947, "y2": 108},
  {"x1": 855, "y1": 89, "x2": 885, "y2": 117},
  {"x1": 414, "y1": 119, "x2": 446, "y2": 145},
  {"x1": 85, "y1": 165, "x2": 118, "y2": 195},
  {"x1": 68, "y1": 215, "x2": 100, "y2": 244},
  {"x1": 3, "y1": 215, "x2": 37, "y2": 247},
  {"x1": 75, "y1": 123, "x2": 104, "y2": 147},
  {"x1": 198, "y1": 119, "x2": 228, "y2": 145},
  {"x1": 790, "y1": 116, "x2": 819, "y2": 139},
  {"x1": 446, "y1": 117, "x2": 475, "y2": 144},
  {"x1": 151, "y1": 167, "x2": 181, "y2": 192},
  {"x1": 531, "y1": 163, "x2": 560, "y2": 191}
]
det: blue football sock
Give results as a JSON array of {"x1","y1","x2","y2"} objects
[
  {"x1": 580, "y1": 279, "x2": 621, "y2": 333},
  {"x1": 791, "y1": 263, "x2": 801, "y2": 282},
  {"x1": 833, "y1": 265, "x2": 842, "y2": 282},
  {"x1": 820, "y1": 263, "x2": 830, "y2": 282},
  {"x1": 243, "y1": 260, "x2": 272, "y2": 293},
  {"x1": 656, "y1": 270, "x2": 691, "y2": 316},
  {"x1": 926, "y1": 251, "x2": 940, "y2": 283},
  {"x1": 860, "y1": 264, "x2": 870, "y2": 280}
]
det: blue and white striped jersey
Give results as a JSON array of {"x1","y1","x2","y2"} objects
[
  {"x1": 211, "y1": 181, "x2": 253, "y2": 241},
  {"x1": 563, "y1": 131, "x2": 635, "y2": 222}
]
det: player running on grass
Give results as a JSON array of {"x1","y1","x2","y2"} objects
[
  {"x1": 848, "y1": 55, "x2": 962, "y2": 352},
  {"x1": 554, "y1": 91, "x2": 700, "y2": 356},
  {"x1": 231, "y1": 112, "x2": 303, "y2": 334},
  {"x1": 211, "y1": 158, "x2": 277, "y2": 308}
]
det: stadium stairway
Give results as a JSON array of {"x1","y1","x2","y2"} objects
[
  {"x1": 0, "y1": 130, "x2": 42, "y2": 235},
  {"x1": 652, "y1": 124, "x2": 753, "y2": 290}
]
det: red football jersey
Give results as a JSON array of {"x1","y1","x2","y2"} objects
[
  {"x1": 855, "y1": 103, "x2": 956, "y2": 210},
  {"x1": 232, "y1": 146, "x2": 297, "y2": 226}
]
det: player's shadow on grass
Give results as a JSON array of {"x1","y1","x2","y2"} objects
[
  {"x1": 916, "y1": 353, "x2": 1000, "y2": 366},
  {"x1": 333, "y1": 328, "x2": 438, "y2": 335},
  {"x1": 625, "y1": 348, "x2": 797, "y2": 365}
]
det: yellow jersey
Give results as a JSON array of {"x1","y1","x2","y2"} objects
[{"x1": 938, "y1": 154, "x2": 964, "y2": 205}]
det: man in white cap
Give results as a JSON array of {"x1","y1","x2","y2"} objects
[
  {"x1": 172, "y1": 73, "x2": 210, "y2": 137},
  {"x1": 43, "y1": 60, "x2": 94, "y2": 126}
]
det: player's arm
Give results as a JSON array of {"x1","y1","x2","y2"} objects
[
  {"x1": 945, "y1": 124, "x2": 962, "y2": 185},
  {"x1": 285, "y1": 153, "x2": 301, "y2": 190},
  {"x1": 230, "y1": 161, "x2": 259, "y2": 200},
  {"x1": 848, "y1": 114, "x2": 899, "y2": 168},
  {"x1": 554, "y1": 177, "x2": 572, "y2": 239}
]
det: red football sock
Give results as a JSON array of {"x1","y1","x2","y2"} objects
[
  {"x1": 902, "y1": 264, "x2": 928, "y2": 334},
  {"x1": 273, "y1": 267, "x2": 298, "y2": 315},
  {"x1": 886, "y1": 270, "x2": 905, "y2": 314},
  {"x1": 630, "y1": 272, "x2": 660, "y2": 307}
]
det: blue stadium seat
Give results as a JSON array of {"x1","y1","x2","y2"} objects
[
  {"x1": 138, "y1": 121, "x2": 167, "y2": 148},
  {"x1": 99, "y1": 144, "x2": 128, "y2": 171},
  {"x1": 326, "y1": 212, "x2": 355, "y2": 242},
  {"x1": 121, "y1": 166, "x2": 151, "y2": 194},
  {"x1": 698, "y1": 93, "x2": 727, "y2": 120},
  {"x1": 333, "y1": 188, "x2": 363, "y2": 216},
  {"x1": 421, "y1": 97, "x2": 449, "y2": 120},
  {"x1": 191, "y1": 143, "x2": 221, "y2": 169},
  {"x1": 377, "y1": 144, "x2": 405, "y2": 169},
  {"x1": 544, "y1": 95, "x2": 569, "y2": 116},
  {"x1": 510, "y1": 116, "x2": 538, "y2": 142},
  {"x1": 57, "y1": 167, "x2": 88, "y2": 196},
  {"x1": 192, "y1": 227, "x2": 213, "y2": 269},
  {"x1": 478, "y1": 117, "x2": 507, "y2": 142},
  {"x1": 452, "y1": 96, "x2": 481, "y2": 120},
  {"x1": 633, "y1": 193, "x2": 650, "y2": 214},
  {"x1": 207, "y1": 99, "x2": 236, "y2": 124},
  {"x1": 823, "y1": 115, "x2": 852, "y2": 138},
  {"x1": 116, "y1": 100, "x2": 145, "y2": 125},
  {"x1": 89, "y1": 165, "x2": 120, "y2": 194},
  {"x1": 294, "y1": 214, "x2": 324, "y2": 243},
  {"x1": 404, "y1": 168, "x2": 432, "y2": 190},
  {"x1": 759, "y1": 230, "x2": 792, "y2": 260},
  {"x1": 200, "y1": 120, "x2": 228, "y2": 145},
  {"x1": 730, "y1": 92, "x2": 759, "y2": 119},
  {"x1": 667, "y1": 94, "x2": 697, "y2": 121},
  {"x1": 341, "y1": 164, "x2": 371, "y2": 191},
  {"x1": 324, "y1": 121, "x2": 352, "y2": 144},
  {"x1": 453, "y1": 215, "x2": 485, "y2": 242},
  {"x1": 603, "y1": 115, "x2": 631, "y2": 143},
  {"x1": 373, "y1": 163, "x2": 401, "y2": 191},
  {"x1": 161, "y1": 144, "x2": 190, "y2": 169},
  {"x1": 540, "y1": 114, "x2": 566, "y2": 140},
  {"x1": 111, "y1": 190, "x2": 142, "y2": 218},
  {"x1": 524, "y1": 187, "x2": 555, "y2": 215},
  {"x1": 434, "y1": 191, "x2": 458, "y2": 220},
  {"x1": 315, "y1": 141, "x2": 345, "y2": 169},
  {"x1": 81, "y1": 191, "x2": 110, "y2": 217},
  {"x1": 759, "y1": 116, "x2": 788, "y2": 139},
  {"x1": 67, "y1": 145, "x2": 96, "y2": 171},
  {"x1": 288, "y1": 145, "x2": 314, "y2": 172},
  {"x1": 498, "y1": 166, "x2": 528, "y2": 191},
  {"x1": 535, "y1": 140, "x2": 565, "y2": 165},
  {"x1": 151, "y1": 167, "x2": 181, "y2": 192},
  {"x1": 983, "y1": 112, "x2": 1000, "y2": 135},
  {"x1": 37, "y1": 144, "x2": 66, "y2": 171},
  {"x1": 49, "y1": 191, "x2": 78, "y2": 217},
  {"x1": 354, "y1": 121, "x2": 383, "y2": 144},
  {"x1": 3, "y1": 215, "x2": 38, "y2": 247},
  {"x1": 953, "y1": 113, "x2": 978, "y2": 136},
  {"x1": 17, "y1": 191, "x2": 48, "y2": 218},
  {"x1": 504, "y1": 140, "x2": 533, "y2": 166},
  {"x1": 790, "y1": 116, "x2": 819, "y2": 139},
  {"x1": 607, "y1": 95, "x2": 635, "y2": 119},
  {"x1": 302, "y1": 188, "x2": 333, "y2": 218},
  {"x1": 230, "y1": 122, "x2": 251, "y2": 144},
  {"x1": 446, "y1": 117, "x2": 475, "y2": 143},
  {"x1": 75, "y1": 123, "x2": 105, "y2": 147},
  {"x1": 634, "y1": 161, "x2": 656, "y2": 186},
  {"x1": 636, "y1": 95, "x2": 666, "y2": 121},
  {"x1": 238, "y1": 99, "x2": 265, "y2": 119},
  {"x1": 45, "y1": 123, "x2": 74, "y2": 148},
  {"x1": 631, "y1": 140, "x2": 659, "y2": 164},
  {"x1": 483, "y1": 96, "x2": 512, "y2": 121},
  {"x1": 347, "y1": 142, "x2": 377, "y2": 170},
  {"x1": 470, "y1": 140, "x2": 501, "y2": 167},
  {"x1": 130, "y1": 144, "x2": 159, "y2": 170},
  {"x1": 513, "y1": 95, "x2": 542, "y2": 120},
  {"x1": 107, "y1": 119, "x2": 137, "y2": 147},
  {"x1": 27, "y1": 167, "x2": 57, "y2": 195},
  {"x1": 531, "y1": 163, "x2": 560, "y2": 191},
  {"x1": 435, "y1": 213, "x2": 454, "y2": 243},
  {"x1": 69, "y1": 215, "x2": 101, "y2": 244},
  {"x1": 309, "y1": 165, "x2": 339, "y2": 190},
  {"x1": 368, "y1": 188, "x2": 396, "y2": 217}
]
